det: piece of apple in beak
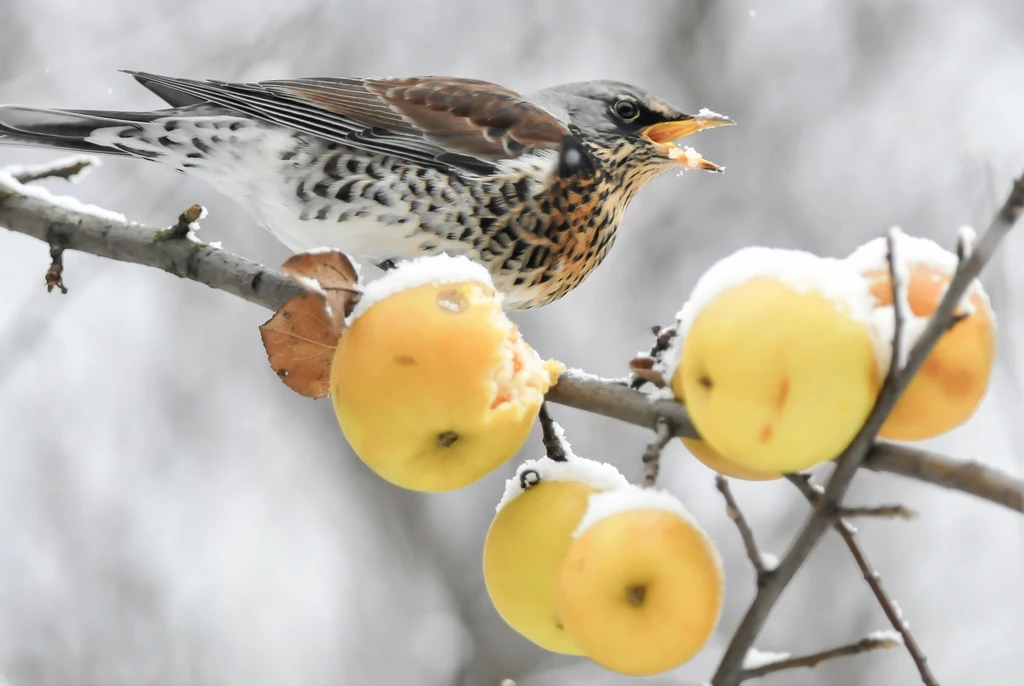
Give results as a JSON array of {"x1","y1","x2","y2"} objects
[{"x1": 642, "y1": 109, "x2": 734, "y2": 172}]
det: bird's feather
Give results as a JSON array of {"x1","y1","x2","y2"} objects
[{"x1": 126, "y1": 72, "x2": 571, "y2": 177}]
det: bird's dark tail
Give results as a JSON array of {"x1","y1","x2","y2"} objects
[{"x1": 0, "y1": 105, "x2": 166, "y2": 156}]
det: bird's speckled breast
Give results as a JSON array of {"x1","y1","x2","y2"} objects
[{"x1": 266, "y1": 132, "x2": 637, "y2": 309}]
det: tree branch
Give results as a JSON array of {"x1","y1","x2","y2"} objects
[
  {"x1": 787, "y1": 475, "x2": 938, "y2": 685},
  {"x1": 716, "y1": 476, "x2": 770, "y2": 580},
  {"x1": 641, "y1": 417, "x2": 672, "y2": 487},
  {"x1": 710, "y1": 167, "x2": 1024, "y2": 686},
  {"x1": 1, "y1": 161, "x2": 1021, "y2": 518},
  {"x1": 739, "y1": 635, "x2": 902, "y2": 680}
]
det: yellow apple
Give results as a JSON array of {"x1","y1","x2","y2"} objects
[
  {"x1": 556, "y1": 485, "x2": 723, "y2": 675},
  {"x1": 846, "y1": 235, "x2": 996, "y2": 440},
  {"x1": 673, "y1": 248, "x2": 882, "y2": 473},
  {"x1": 483, "y1": 456, "x2": 629, "y2": 654},
  {"x1": 331, "y1": 255, "x2": 561, "y2": 491}
]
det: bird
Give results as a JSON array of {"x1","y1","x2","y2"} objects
[{"x1": 0, "y1": 71, "x2": 733, "y2": 309}]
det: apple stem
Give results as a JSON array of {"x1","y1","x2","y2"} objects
[{"x1": 537, "y1": 402, "x2": 568, "y2": 462}]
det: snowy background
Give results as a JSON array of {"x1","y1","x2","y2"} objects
[{"x1": 1, "y1": 1, "x2": 1023, "y2": 684}]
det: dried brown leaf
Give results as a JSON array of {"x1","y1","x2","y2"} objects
[
  {"x1": 628, "y1": 355, "x2": 667, "y2": 387},
  {"x1": 281, "y1": 250, "x2": 362, "y2": 333},
  {"x1": 259, "y1": 292, "x2": 340, "y2": 398}
]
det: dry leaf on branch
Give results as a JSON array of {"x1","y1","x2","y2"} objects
[
  {"x1": 629, "y1": 355, "x2": 667, "y2": 387},
  {"x1": 259, "y1": 292, "x2": 340, "y2": 398},
  {"x1": 281, "y1": 250, "x2": 362, "y2": 334}
]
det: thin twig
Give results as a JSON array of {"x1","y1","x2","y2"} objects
[
  {"x1": 886, "y1": 228, "x2": 907, "y2": 373},
  {"x1": 739, "y1": 636, "x2": 901, "y2": 680},
  {"x1": 11, "y1": 156, "x2": 95, "y2": 184},
  {"x1": 156, "y1": 204, "x2": 206, "y2": 241},
  {"x1": 1, "y1": 159, "x2": 1021, "y2": 514},
  {"x1": 836, "y1": 504, "x2": 918, "y2": 520},
  {"x1": 537, "y1": 402, "x2": 568, "y2": 462},
  {"x1": 787, "y1": 475, "x2": 939, "y2": 686},
  {"x1": 712, "y1": 168, "x2": 1024, "y2": 686},
  {"x1": 45, "y1": 243, "x2": 67, "y2": 294},
  {"x1": 642, "y1": 417, "x2": 672, "y2": 487},
  {"x1": 630, "y1": 324, "x2": 677, "y2": 389},
  {"x1": 716, "y1": 476, "x2": 769, "y2": 580}
]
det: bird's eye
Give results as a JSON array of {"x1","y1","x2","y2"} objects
[{"x1": 612, "y1": 99, "x2": 640, "y2": 121}]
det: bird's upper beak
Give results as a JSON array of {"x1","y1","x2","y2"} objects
[{"x1": 642, "y1": 110, "x2": 734, "y2": 172}]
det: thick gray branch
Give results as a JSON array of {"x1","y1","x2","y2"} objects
[
  {"x1": 711, "y1": 167, "x2": 1024, "y2": 686},
  {"x1": 1, "y1": 165, "x2": 1021, "y2": 521}
]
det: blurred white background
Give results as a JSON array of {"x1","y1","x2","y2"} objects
[{"x1": 1, "y1": 1, "x2": 1022, "y2": 684}]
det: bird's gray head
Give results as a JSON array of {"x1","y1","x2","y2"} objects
[{"x1": 530, "y1": 80, "x2": 733, "y2": 175}]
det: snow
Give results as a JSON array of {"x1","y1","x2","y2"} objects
[
  {"x1": 845, "y1": 231, "x2": 990, "y2": 309},
  {"x1": 0, "y1": 154, "x2": 100, "y2": 184},
  {"x1": 0, "y1": 170, "x2": 127, "y2": 223},
  {"x1": 347, "y1": 254, "x2": 495, "y2": 323},
  {"x1": 759, "y1": 551, "x2": 779, "y2": 571},
  {"x1": 494, "y1": 454, "x2": 629, "y2": 514},
  {"x1": 563, "y1": 367, "x2": 604, "y2": 383},
  {"x1": 640, "y1": 384, "x2": 676, "y2": 401},
  {"x1": 572, "y1": 483, "x2": 718, "y2": 576},
  {"x1": 866, "y1": 629, "x2": 905, "y2": 645},
  {"x1": 889, "y1": 228, "x2": 914, "y2": 369},
  {"x1": 742, "y1": 647, "x2": 791, "y2": 669},
  {"x1": 846, "y1": 231, "x2": 995, "y2": 370},
  {"x1": 697, "y1": 107, "x2": 729, "y2": 121},
  {"x1": 662, "y1": 246, "x2": 880, "y2": 381},
  {"x1": 957, "y1": 224, "x2": 977, "y2": 260}
]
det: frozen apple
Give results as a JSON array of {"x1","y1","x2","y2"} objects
[
  {"x1": 556, "y1": 485, "x2": 724, "y2": 675},
  {"x1": 330, "y1": 254, "x2": 561, "y2": 492},
  {"x1": 483, "y1": 453, "x2": 629, "y2": 654},
  {"x1": 846, "y1": 234, "x2": 996, "y2": 440},
  {"x1": 666, "y1": 247, "x2": 884, "y2": 473}
]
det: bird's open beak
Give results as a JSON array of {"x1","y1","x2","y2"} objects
[{"x1": 642, "y1": 110, "x2": 734, "y2": 172}]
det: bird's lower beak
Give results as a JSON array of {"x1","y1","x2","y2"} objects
[{"x1": 642, "y1": 111, "x2": 734, "y2": 172}]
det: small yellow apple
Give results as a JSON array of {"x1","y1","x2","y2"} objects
[
  {"x1": 672, "y1": 248, "x2": 882, "y2": 473},
  {"x1": 668, "y1": 377, "x2": 782, "y2": 481},
  {"x1": 483, "y1": 456, "x2": 629, "y2": 654},
  {"x1": 556, "y1": 486, "x2": 723, "y2": 675},
  {"x1": 846, "y1": 235, "x2": 996, "y2": 440},
  {"x1": 331, "y1": 255, "x2": 560, "y2": 492}
]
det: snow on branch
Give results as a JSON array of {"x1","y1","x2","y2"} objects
[
  {"x1": 0, "y1": 158, "x2": 1020, "y2": 521},
  {"x1": 709, "y1": 165, "x2": 1024, "y2": 686}
]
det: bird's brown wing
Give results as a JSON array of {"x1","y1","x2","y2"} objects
[{"x1": 127, "y1": 71, "x2": 570, "y2": 176}]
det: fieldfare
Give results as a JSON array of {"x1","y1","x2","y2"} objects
[{"x1": 0, "y1": 72, "x2": 732, "y2": 308}]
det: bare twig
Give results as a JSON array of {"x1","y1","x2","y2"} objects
[
  {"x1": 44, "y1": 243, "x2": 67, "y2": 294},
  {"x1": 712, "y1": 168, "x2": 1024, "y2": 686},
  {"x1": 836, "y1": 504, "x2": 918, "y2": 520},
  {"x1": 156, "y1": 204, "x2": 206, "y2": 241},
  {"x1": 642, "y1": 417, "x2": 672, "y2": 487},
  {"x1": 10, "y1": 156, "x2": 95, "y2": 184},
  {"x1": 787, "y1": 475, "x2": 938, "y2": 685},
  {"x1": 739, "y1": 636, "x2": 901, "y2": 680},
  {"x1": 1, "y1": 159, "x2": 1021, "y2": 515},
  {"x1": 716, "y1": 476, "x2": 769, "y2": 580},
  {"x1": 886, "y1": 228, "x2": 907, "y2": 372},
  {"x1": 537, "y1": 402, "x2": 568, "y2": 462}
]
